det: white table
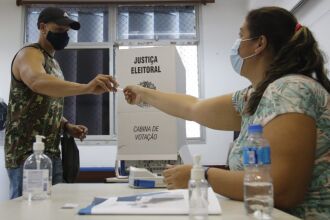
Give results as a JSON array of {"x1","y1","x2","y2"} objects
[{"x1": 0, "y1": 183, "x2": 300, "y2": 220}]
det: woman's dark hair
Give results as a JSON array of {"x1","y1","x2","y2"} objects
[{"x1": 244, "y1": 7, "x2": 330, "y2": 115}]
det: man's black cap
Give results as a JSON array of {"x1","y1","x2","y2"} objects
[{"x1": 37, "y1": 7, "x2": 80, "y2": 30}]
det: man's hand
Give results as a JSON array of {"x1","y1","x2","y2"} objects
[
  {"x1": 65, "y1": 123, "x2": 88, "y2": 141},
  {"x1": 86, "y1": 74, "x2": 119, "y2": 95},
  {"x1": 163, "y1": 164, "x2": 192, "y2": 189}
]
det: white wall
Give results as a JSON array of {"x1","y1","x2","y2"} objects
[
  {"x1": 0, "y1": 0, "x2": 23, "y2": 201},
  {"x1": 294, "y1": 0, "x2": 330, "y2": 71},
  {"x1": 0, "y1": 0, "x2": 23, "y2": 102},
  {"x1": 248, "y1": 0, "x2": 303, "y2": 11},
  {"x1": 248, "y1": 0, "x2": 330, "y2": 72}
]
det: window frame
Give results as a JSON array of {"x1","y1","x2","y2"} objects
[
  {"x1": 113, "y1": 4, "x2": 205, "y2": 144},
  {"x1": 23, "y1": 4, "x2": 206, "y2": 145}
]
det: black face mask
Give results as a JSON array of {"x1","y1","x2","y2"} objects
[{"x1": 46, "y1": 31, "x2": 69, "y2": 50}]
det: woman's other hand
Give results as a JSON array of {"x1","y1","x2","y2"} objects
[{"x1": 163, "y1": 164, "x2": 192, "y2": 189}]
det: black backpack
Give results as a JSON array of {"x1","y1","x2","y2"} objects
[
  {"x1": 0, "y1": 100, "x2": 7, "y2": 131},
  {"x1": 61, "y1": 132, "x2": 80, "y2": 183}
]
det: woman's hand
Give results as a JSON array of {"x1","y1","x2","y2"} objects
[
  {"x1": 123, "y1": 85, "x2": 144, "y2": 105},
  {"x1": 163, "y1": 164, "x2": 192, "y2": 189},
  {"x1": 65, "y1": 123, "x2": 88, "y2": 141}
]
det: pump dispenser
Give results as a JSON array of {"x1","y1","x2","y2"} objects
[
  {"x1": 188, "y1": 154, "x2": 209, "y2": 220},
  {"x1": 23, "y1": 135, "x2": 52, "y2": 200},
  {"x1": 33, "y1": 135, "x2": 45, "y2": 151},
  {"x1": 191, "y1": 155, "x2": 204, "y2": 180}
]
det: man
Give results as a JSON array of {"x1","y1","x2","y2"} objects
[{"x1": 5, "y1": 7, "x2": 118, "y2": 199}]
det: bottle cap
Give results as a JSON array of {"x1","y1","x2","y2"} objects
[
  {"x1": 191, "y1": 154, "x2": 205, "y2": 180},
  {"x1": 33, "y1": 135, "x2": 45, "y2": 151},
  {"x1": 248, "y1": 124, "x2": 263, "y2": 134}
]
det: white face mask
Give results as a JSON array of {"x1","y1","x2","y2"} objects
[{"x1": 230, "y1": 38, "x2": 258, "y2": 75}]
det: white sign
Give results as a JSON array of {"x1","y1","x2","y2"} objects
[{"x1": 116, "y1": 46, "x2": 186, "y2": 160}]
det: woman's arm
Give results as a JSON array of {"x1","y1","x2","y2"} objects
[
  {"x1": 210, "y1": 113, "x2": 315, "y2": 208},
  {"x1": 264, "y1": 113, "x2": 315, "y2": 209},
  {"x1": 208, "y1": 113, "x2": 315, "y2": 208},
  {"x1": 164, "y1": 112, "x2": 316, "y2": 209},
  {"x1": 124, "y1": 85, "x2": 241, "y2": 131}
]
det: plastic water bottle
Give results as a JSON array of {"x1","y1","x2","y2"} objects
[
  {"x1": 243, "y1": 124, "x2": 273, "y2": 219},
  {"x1": 189, "y1": 154, "x2": 208, "y2": 220},
  {"x1": 23, "y1": 135, "x2": 52, "y2": 200}
]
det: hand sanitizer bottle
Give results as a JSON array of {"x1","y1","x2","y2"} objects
[
  {"x1": 23, "y1": 135, "x2": 52, "y2": 200},
  {"x1": 188, "y1": 154, "x2": 209, "y2": 220}
]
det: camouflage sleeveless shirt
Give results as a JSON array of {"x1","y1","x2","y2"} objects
[{"x1": 5, "y1": 43, "x2": 64, "y2": 168}]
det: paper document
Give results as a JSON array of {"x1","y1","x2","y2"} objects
[{"x1": 79, "y1": 188, "x2": 221, "y2": 215}]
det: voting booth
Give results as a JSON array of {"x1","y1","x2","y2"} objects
[{"x1": 116, "y1": 46, "x2": 186, "y2": 162}]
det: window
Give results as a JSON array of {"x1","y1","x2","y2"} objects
[
  {"x1": 117, "y1": 6, "x2": 196, "y2": 40},
  {"x1": 24, "y1": 4, "x2": 203, "y2": 142},
  {"x1": 116, "y1": 5, "x2": 202, "y2": 139},
  {"x1": 25, "y1": 6, "x2": 109, "y2": 43}
]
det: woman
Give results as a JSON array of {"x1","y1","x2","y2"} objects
[{"x1": 124, "y1": 7, "x2": 330, "y2": 219}]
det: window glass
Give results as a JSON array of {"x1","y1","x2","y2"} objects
[
  {"x1": 117, "y1": 6, "x2": 196, "y2": 40},
  {"x1": 55, "y1": 49, "x2": 110, "y2": 135},
  {"x1": 25, "y1": 5, "x2": 201, "y2": 140},
  {"x1": 176, "y1": 45, "x2": 200, "y2": 138},
  {"x1": 25, "y1": 6, "x2": 109, "y2": 43}
]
